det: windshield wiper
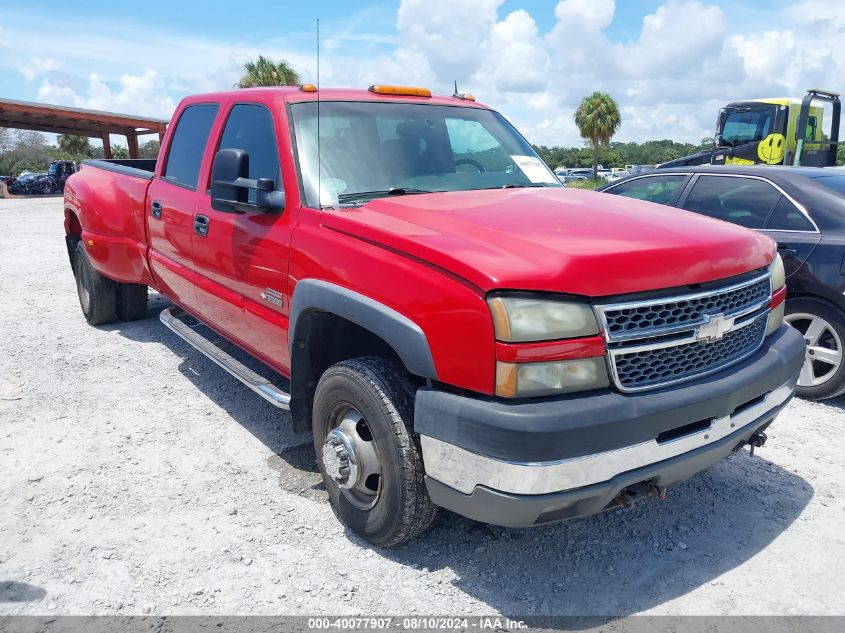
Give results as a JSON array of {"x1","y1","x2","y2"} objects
[
  {"x1": 388, "y1": 187, "x2": 432, "y2": 195},
  {"x1": 500, "y1": 183, "x2": 553, "y2": 188},
  {"x1": 336, "y1": 188, "x2": 433, "y2": 204}
]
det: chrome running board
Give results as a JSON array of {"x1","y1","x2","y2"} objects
[{"x1": 159, "y1": 307, "x2": 291, "y2": 410}]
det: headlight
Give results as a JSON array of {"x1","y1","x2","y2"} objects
[
  {"x1": 488, "y1": 295, "x2": 600, "y2": 342},
  {"x1": 766, "y1": 253, "x2": 786, "y2": 336},
  {"x1": 766, "y1": 302, "x2": 785, "y2": 336},
  {"x1": 496, "y1": 358, "x2": 610, "y2": 398},
  {"x1": 769, "y1": 252, "x2": 785, "y2": 291}
]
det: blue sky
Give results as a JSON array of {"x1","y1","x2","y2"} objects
[{"x1": 1, "y1": 0, "x2": 842, "y2": 146}]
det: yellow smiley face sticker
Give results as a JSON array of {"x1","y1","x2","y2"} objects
[{"x1": 758, "y1": 133, "x2": 786, "y2": 164}]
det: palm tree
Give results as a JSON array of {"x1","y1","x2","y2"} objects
[
  {"x1": 237, "y1": 56, "x2": 300, "y2": 88},
  {"x1": 574, "y1": 92, "x2": 622, "y2": 180},
  {"x1": 57, "y1": 134, "x2": 94, "y2": 161}
]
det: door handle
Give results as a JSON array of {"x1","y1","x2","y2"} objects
[
  {"x1": 194, "y1": 214, "x2": 210, "y2": 237},
  {"x1": 151, "y1": 200, "x2": 162, "y2": 219},
  {"x1": 777, "y1": 243, "x2": 798, "y2": 258}
]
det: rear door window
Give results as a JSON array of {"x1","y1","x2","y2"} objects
[
  {"x1": 163, "y1": 104, "x2": 219, "y2": 189},
  {"x1": 605, "y1": 175, "x2": 688, "y2": 205},
  {"x1": 681, "y1": 176, "x2": 780, "y2": 229},
  {"x1": 765, "y1": 196, "x2": 815, "y2": 231}
]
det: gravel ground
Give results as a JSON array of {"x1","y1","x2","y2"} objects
[{"x1": 0, "y1": 196, "x2": 843, "y2": 618}]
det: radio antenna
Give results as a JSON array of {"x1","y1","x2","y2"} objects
[{"x1": 316, "y1": 18, "x2": 322, "y2": 209}]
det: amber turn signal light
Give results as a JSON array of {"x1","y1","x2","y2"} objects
[{"x1": 368, "y1": 85, "x2": 432, "y2": 97}]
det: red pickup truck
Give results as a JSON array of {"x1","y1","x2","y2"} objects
[{"x1": 64, "y1": 85, "x2": 805, "y2": 546}]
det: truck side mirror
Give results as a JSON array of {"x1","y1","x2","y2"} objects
[{"x1": 210, "y1": 148, "x2": 285, "y2": 214}]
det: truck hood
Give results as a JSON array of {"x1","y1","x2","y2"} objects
[{"x1": 321, "y1": 187, "x2": 775, "y2": 297}]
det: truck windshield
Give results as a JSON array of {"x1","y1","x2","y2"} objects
[
  {"x1": 720, "y1": 106, "x2": 776, "y2": 146},
  {"x1": 290, "y1": 101, "x2": 560, "y2": 207}
]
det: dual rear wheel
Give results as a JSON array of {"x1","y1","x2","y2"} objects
[{"x1": 73, "y1": 241, "x2": 148, "y2": 325}]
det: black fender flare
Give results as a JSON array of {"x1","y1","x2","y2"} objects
[{"x1": 287, "y1": 279, "x2": 437, "y2": 431}]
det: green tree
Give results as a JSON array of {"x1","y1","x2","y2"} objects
[
  {"x1": 57, "y1": 134, "x2": 94, "y2": 161},
  {"x1": 237, "y1": 55, "x2": 300, "y2": 88},
  {"x1": 110, "y1": 144, "x2": 130, "y2": 159},
  {"x1": 139, "y1": 139, "x2": 161, "y2": 159},
  {"x1": 0, "y1": 130, "x2": 51, "y2": 174},
  {"x1": 574, "y1": 92, "x2": 622, "y2": 179},
  {"x1": 838, "y1": 142, "x2": 844, "y2": 166},
  {"x1": 0, "y1": 127, "x2": 12, "y2": 154}
]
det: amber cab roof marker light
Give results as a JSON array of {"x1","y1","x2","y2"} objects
[
  {"x1": 368, "y1": 85, "x2": 432, "y2": 97},
  {"x1": 452, "y1": 81, "x2": 476, "y2": 101},
  {"x1": 299, "y1": 84, "x2": 318, "y2": 92}
]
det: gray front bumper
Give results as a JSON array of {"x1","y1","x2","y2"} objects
[
  {"x1": 422, "y1": 381, "x2": 793, "y2": 497},
  {"x1": 424, "y1": 395, "x2": 789, "y2": 527},
  {"x1": 417, "y1": 324, "x2": 804, "y2": 527}
]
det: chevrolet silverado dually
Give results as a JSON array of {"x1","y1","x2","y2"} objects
[{"x1": 64, "y1": 84, "x2": 805, "y2": 546}]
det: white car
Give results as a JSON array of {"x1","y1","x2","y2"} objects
[{"x1": 605, "y1": 170, "x2": 632, "y2": 183}]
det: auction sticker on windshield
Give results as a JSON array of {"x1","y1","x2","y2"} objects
[{"x1": 511, "y1": 155, "x2": 558, "y2": 183}]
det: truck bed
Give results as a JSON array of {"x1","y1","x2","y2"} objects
[
  {"x1": 66, "y1": 159, "x2": 157, "y2": 286},
  {"x1": 80, "y1": 159, "x2": 157, "y2": 179}
]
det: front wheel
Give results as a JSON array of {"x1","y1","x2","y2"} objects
[
  {"x1": 312, "y1": 357, "x2": 437, "y2": 547},
  {"x1": 784, "y1": 298, "x2": 845, "y2": 400}
]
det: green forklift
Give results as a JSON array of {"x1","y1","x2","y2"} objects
[{"x1": 660, "y1": 88, "x2": 841, "y2": 169}]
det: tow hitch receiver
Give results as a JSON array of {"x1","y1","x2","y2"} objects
[
  {"x1": 748, "y1": 431, "x2": 768, "y2": 457},
  {"x1": 613, "y1": 481, "x2": 668, "y2": 509}
]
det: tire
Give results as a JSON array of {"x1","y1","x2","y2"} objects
[
  {"x1": 784, "y1": 297, "x2": 845, "y2": 400},
  {"x1": 117, "y1": 283, "x2": 149, "y2": 321},
  {"x1": 312, "y1": 357, "x2": 438, "y2": 547},
  {"x1": 73, "y1": 241, "x2": 117, "y2": 326}
]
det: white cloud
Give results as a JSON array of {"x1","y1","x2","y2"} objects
[
  {"x1": 2, "y1": 0, "x2": 844, "y2": 148},
  {"x1": 396, "y1": 0, "x2": 503, "y2": 83},
  {"x1": 37, "y1": 68, "x2": 175, "y2": 119},
  {"x1": 612, "y1": 1, "x2": 727, "y2": 79},
  {"x1": 476, "y1": 10, "x2": 550, "y2": 93},
  {"x1": 554, "y1": 0, "x2": 615, "y2": 30},
  {"x1": 786, "y1": 0, "x2": 845, "y2": 29},
  {"x1": 0, "y1": 16, "x2": 326, "y2": 125},
  {"x1": 16, "y1": 56, "x2": 59, "y2": 81},
  {"x1": 729, "y1": 30, "x2": 797, "y2": 90}
]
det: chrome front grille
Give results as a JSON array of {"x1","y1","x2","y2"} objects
[
  {"x1": 597, "y1": 272, "x2": 772, "y2": 393},
  {"x1": 612, "y1": 317, "x2": 767, "y2": 391},
  {"x1": 602, "y1": 276, "x2": 771, "y2": 340}
]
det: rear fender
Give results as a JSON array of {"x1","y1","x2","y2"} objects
[{"x1": 63, "y1": 168, "x2": 154, "y2": 285}]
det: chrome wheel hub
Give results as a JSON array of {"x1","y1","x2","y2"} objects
[
  {"x1": 322, "y1": 428, "x2": 358, "y2": 489},
  {"x1": 322, "y1": 406, "x2": 382, "y2": 510},
  {"x1": 785, "y1": 312, "x2": 842, "y2": 387}
]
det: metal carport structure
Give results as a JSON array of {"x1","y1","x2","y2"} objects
[{"x1": 0, "y1": 98, "x2": 168, "y2": 158}]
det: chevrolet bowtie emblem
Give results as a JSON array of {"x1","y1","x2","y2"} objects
[{"x1": 696, "y1": 313, "x2": 735, "y2": 342}]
